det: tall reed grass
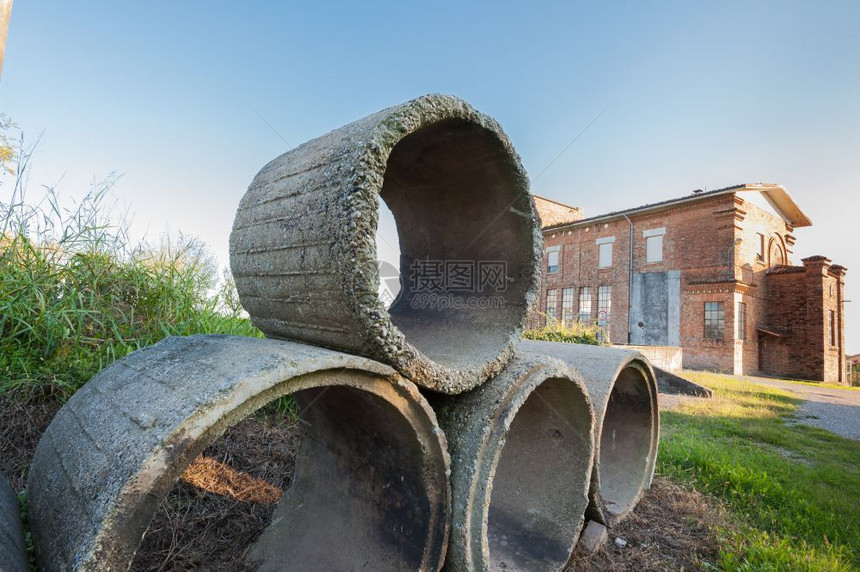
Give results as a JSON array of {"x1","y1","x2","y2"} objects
[{"x1": 1, "y1": 134, "x2": 259, "y2": 399}]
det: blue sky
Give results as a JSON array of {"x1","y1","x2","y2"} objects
[{"x1": 2, "y1": 1, "x2": 859, "y2": 352}]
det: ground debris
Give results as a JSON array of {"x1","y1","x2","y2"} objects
[{"x1": 567, "y1": 477, "x2": 730, "y2": 571}]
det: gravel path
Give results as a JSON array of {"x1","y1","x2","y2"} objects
[
  {"x1": 661, "y1": 375, "x2": 860, "y2": 441},
  {"x1": 738, "y1": 375, "x2": 860, "y2": 441}
]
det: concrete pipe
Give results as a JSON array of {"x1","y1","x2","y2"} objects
[
  {"x1": 521, "y1": 340, "x2": 660, "y2": 527},
  {"x1": 0, "y1": 474, "x2": 28, "y2": 572},
  {"x1": 427, "y1": 355, "x2": 595, "y2": 571},
  {"x1": 230, "y1": 94, "x2": 541, "y2": 394},
  {"x1": 27, "y1": 335, "x2": 450, "y2": 572}
]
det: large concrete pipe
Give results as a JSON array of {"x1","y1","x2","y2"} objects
[
  {"x1": 27, "y1": 335, "x2": 450, "y2": 572},
  {"x1": 230, "y1": 94, "x2": 542, "y2": 394},
  {"x1": 0, "y1": 474, "x2": 27, "y2": 572},
  {"x1": 521, "y1": 340, "x2": 660, "y2": 527},
  {"x1": 427, "y1": 355, "x2": 595, "y2": 571}
]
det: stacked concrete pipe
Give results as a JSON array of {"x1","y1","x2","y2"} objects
[
  {"x1": 21, "y1": 95, "x2": 661, "y2": 571},
  {"x1": 521, "y1": 340, "x2": 660, "y2": 527},
  {"x1": 230, "y1": 94, "x2": 542, "y2": 395},
  {"x1": 27, "y1": 335, "x2": 450, "y2": 571},
  {"x1": 427, "y1": 354, "x2": 595, "y2": 572}
]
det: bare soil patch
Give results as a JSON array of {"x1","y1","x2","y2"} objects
[
  {"x1": 567, "y1": 477, "x2": 730, "y2": 571},
  {"x1": 0, "y1": 389, "x2": 64, "y2": 493},
  {"x1": 131, "y1": 408, "x2": 299, "y2": 571}
]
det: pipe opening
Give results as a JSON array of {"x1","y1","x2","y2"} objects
[
  {"x1": 598, "y1": 364, "x2": 654, "y2": 519},
  {"x1": 487, "y1": 377, "x2": 592, "y2": 571},
  {"x1": 380, "y1": 120, "x2": 533, "y2": 372},
  {"x1": 376, "y1": 196, "x2": 402, "y2": 309},
  {"x1": 251, "y1": 386, "x2": 440, "y2": 571},
  {"x1": 133, "y1": 385, "x2": 442, "y2": 571}
]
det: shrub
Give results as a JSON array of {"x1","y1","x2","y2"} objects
[
  {"x1": 523, "y1": 319, "x2": 603, "y2": 345},
  {"x1": 0, "y1": 140, "x2": 259, "y2": 398}
]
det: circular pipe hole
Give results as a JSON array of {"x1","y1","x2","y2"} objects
[
  {"x1": 487, "y1": 377, "x2": 593, "y2": 571},
  {"x1": 132, "y1": 386, "x2": 443, "y2": 571},
  {"x1": 250, "y1": 385, "x2": 445, "y2": 570},
  {"x1": 430, "y1": 356, "x2": 594, "y2": 572},
  {"x1": 596, "y1": 363, "x2": 655, "y2": 520},
  {"x1": 27, "y1": 336, "x2": 450, "y2": 572},
  {"x1": 381, "y1": 120, "x2": 535, "y2": 373}
]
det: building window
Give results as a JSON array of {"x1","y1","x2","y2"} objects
[
  {"x1": 756, "y1": 233, "x2": 765, "y2": 262},
  {"x1": 704, "y1": 302, "x2": 725, "y2": 340},
  {"x1": 546, "y1": 247, "x2": 560, "y2": 274},
  {"x1": 646, "y1": 235, "x2": 663, "y2": 263},
  {"x1": 546, "y1": 289, "x2": 558, "y2": 324},
  {"x1": 596, "y1": 237, "x2": 615, "y2": 268},
  {"x1": 643, "y1": 227, "x2": 666, "y2": 263},
  {"x1": 562, "y1": 288, "x2": 575, "y2": 325},
  {"x1": 578, "y1": 287, "x2": 592, "y2": 323},
  {"x1": 737, "y1": 302, "x2": 746, "y2": 341},
  {"x1": 597, "y1": 286, "x2": 612, "y2": 341},
  {"x1": 598, "y1": 243, "x2": 613, "y2": 268},
  {"x1": 830, "y1": 310, "x2": 837, "y2": 346},
  {"x1": 597, "y1": 286, "x2": 612, "y2": 325}
]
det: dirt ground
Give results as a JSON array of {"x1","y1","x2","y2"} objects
[
  {"x1": 1, "y1": 393, "x2": 729, "y2": 571},
  {"x1": 566, "y1": 478, "x2": 729, "y2": 571}
]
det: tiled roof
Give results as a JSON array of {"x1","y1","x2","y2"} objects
[
  {"x1": 542, "y1": 184, "x2": 746, "y2": 231},
  {"x1": 767, "y1": 265, "x2": 806, "y2": 275}
]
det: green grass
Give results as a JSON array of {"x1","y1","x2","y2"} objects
[
  {"x1": 1, "y1": 173, "x2": 261, "y2": 399},
  {"x1": 659, "y1": 372, "x2": 860, "y2": 570}
]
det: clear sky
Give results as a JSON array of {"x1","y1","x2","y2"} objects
[{"x1": 2, "y1": 1, "x2": 858, "y2": 352}]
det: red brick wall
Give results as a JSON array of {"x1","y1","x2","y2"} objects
[
  {"x1": 733, "y1": 199, "x2": 796, "y2": 374},
  {"x1": 539, "y1": 219, "x2": 631, "y2": 343},
  {"x1": 763, "y1": 258, "x2": 847, "y2": 382},
  {"x1": 534, "y1": 191, "x2": 847, "y2": 382},
  {"x1": 762, "y1": 269, "x2": 810, "y2": 378}
]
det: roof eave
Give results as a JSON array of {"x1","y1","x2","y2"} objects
[
  {"x1": 748, "y1": 183, "x2": 813, "y2": 228},
  {"x1": 542, "y1": 182, "x2": 813, "y2": 232}
]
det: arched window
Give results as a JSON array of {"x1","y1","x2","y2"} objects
[{"x1": 768, "y1": 236, "x2": 786, "y2": 267}]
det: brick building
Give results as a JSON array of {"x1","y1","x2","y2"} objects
[{"x1": 534, "y1": 183, "x2": 849, "y2": 384}]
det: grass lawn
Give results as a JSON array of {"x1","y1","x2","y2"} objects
[{"x1": 659, "y1": 371, "x2": 860, "y2": 571}]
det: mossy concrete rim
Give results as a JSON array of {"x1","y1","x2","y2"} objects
[
  {"x1": 345, "y1": 95, "x2": 541, "y2": 394},
  {"x1": 231, "y1": 94, "x2": 542, "y2": 394}
]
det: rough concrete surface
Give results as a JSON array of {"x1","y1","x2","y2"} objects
[
  {"x1": 0, "y1": 473, "x2": 27, "y2": 572},
  {"x1": 231, "y1": 94, "x2": 542, "y2": 394},
  {"x1": 577, "y1": 520, "x2": 608, "y2": 555},
  {"x1": 653, "y1": 367, "x2": 713, "y2": 398},
  {"x1": 521, "y1": 340, "x2": 660, "y2": 528},
  {"x1": 428, "y1": 354, "x2": 595, "y2": 571},
  {"x1": 27, "y1": 335, "x2": 450, "y2": 572}
]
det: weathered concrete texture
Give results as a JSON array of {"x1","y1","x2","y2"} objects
[
  {"x1": 616, "y1": 344, "x2": 682, "y2": 372},
  {"x1": 577, "y1": 520, "x2": 608, "y2": 555},
  {"x1": 653, "y1": 367, "x2": 714, "y2": 397},
  {"x1": 27, "y1": 335, "x2": 450, "y2": 572},
  {"x1": 521, "y1": 341, "x2": 660, "y2": 527},
  {"x1": 0, "y1": 474, "x2": 28, "y2": 572},
  {"x1": 427, "y1": 354, "x2": 595, "y2": 571},
  {"x1": 231, "y1": 94, "x2": 542, "y2": 394}
]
